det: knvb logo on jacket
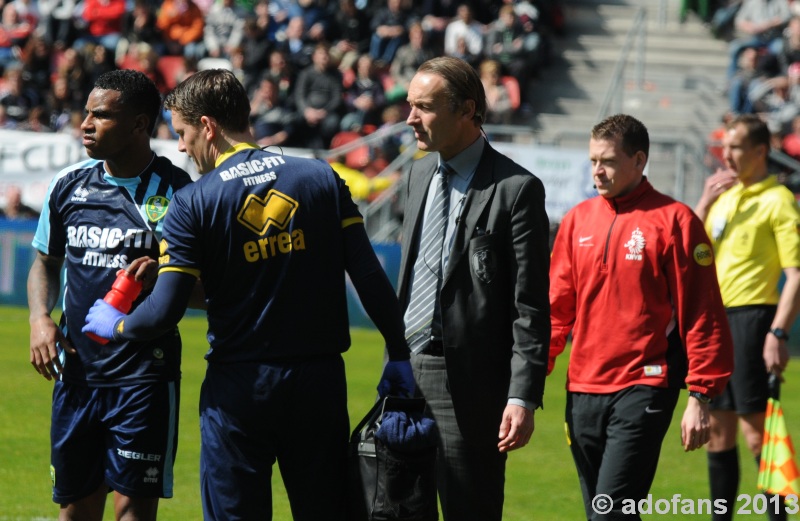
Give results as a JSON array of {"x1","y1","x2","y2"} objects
[{"x1": 624, "y1": 227, "x2": 645, "y2": 261}]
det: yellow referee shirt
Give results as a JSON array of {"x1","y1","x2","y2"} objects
[{"x1": 706, "y1": 175, "x2": 800, "y2": 308}]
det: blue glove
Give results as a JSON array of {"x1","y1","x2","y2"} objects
[
  {"x1": 82, "y1": 299, "x2": 125, "y2": 341},
  {"x1": 375, "y1": 411, "x2": 436, "y2": 452},
  {"x1": 377, "y1": 360, "x2": 415, "y2": 398}
]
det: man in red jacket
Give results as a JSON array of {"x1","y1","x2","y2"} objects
[
  {"x1": 549, "y1": 113, "x2": 734, "y2": 520},
  {"x1": 74, "y1": 0, "x2": 125, "y2": 52}
]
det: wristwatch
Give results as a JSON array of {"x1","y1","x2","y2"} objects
[
  {"x1": 770, "y1": 328, "x2": 790, "y2": 342},
  {"x1": 689, "y1": 391, "x2": 711, "y2": 404}
]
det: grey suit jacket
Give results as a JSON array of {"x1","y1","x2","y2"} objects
[{"x1": 398, "y1": 143, "x2": 551, "y2": 444}]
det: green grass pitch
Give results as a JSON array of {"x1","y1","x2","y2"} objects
[{"x1": 2, "y1": 305, "x2": 798, "y2": 520}]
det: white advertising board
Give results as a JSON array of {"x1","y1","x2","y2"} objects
[{"x1": 0, "y1": 129, "x2": 595, "y2": 222}]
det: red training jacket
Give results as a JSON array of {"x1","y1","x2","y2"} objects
[{"x1": 549, "y1": 178, "x2": 733, "y2": 396}]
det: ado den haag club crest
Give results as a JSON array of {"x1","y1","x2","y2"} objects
[
  {"x1": 471, "y1": 248, "x2": 497, "y2": 283},
  {"x1": 145, "y1": 195, "x2": 170, "y2": 222}
]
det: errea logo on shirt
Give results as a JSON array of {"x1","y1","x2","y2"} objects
[
  {"x1": 238, "y1": 190, "x2": 298, "y2": 234},
  {"x1": 158, "y1": 239, "x2": 170, "y2": 266},
  {"x1": 238, "y1": 189, "x2": 307, "y2": 262},
  {"x1": 71, "y1": 187, "x2": 90, "y2": 202},
  {"x1": 624, "y1": 227, "x2": 645, "y2": 261}
]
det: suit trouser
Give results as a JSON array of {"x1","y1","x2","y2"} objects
[
  {"x1": 566, "y1": 385, "x2": 679, "y2": 521},
  {"x1": 411, "y1": 352, "x2": 507, "y2": 521}
]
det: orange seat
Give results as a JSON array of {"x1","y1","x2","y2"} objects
[
  {"x1": 500, "y1": 75, "x2": 521, "y2": 110},
  {"x1": 157, "y1": 56, "x2": 185, "y2": 90},
  {"x1": 330, "y1": 130, "x2": 360, "y2": 149},
  {"x1": 330, "y1": 131, "x2": 371, "y2": 170}
]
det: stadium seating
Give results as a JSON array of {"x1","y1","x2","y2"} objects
[
  {"x1": 500, "y1": 75, "x2": 521, "y2": 111},
  {"x1": 156, "y1": 56, "x2": 185, "y2": 90}
]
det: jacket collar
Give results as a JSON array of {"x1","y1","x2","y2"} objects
[
  {"x1": 216, "y1": 142, "x2": 260, "y2": 168},
  {"x1": 443, "y1": 143, "x2": 496, "y2": 282},
  {"x1": 601, "y1": 176, "x2": 653, "y2": 212},
  {"x1": 442, "y1": 136, "x2": 484, "y2": 179}
]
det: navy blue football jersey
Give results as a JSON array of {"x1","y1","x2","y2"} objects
[
  {"x1": 159, "y1": 144, "x2": 363, "y2": 362},
  {"x1": 33, "y1": 154, "x2": 192, "y2": 385}
]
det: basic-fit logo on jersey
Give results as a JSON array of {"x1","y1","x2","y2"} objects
[
  {"x1": 624, "y1": 227, "x2": 645, "y2": 261},
  {"x1": 145, "y1": 195, "x2": 169, "y2": 222},
  {"x1": 693, "y1": 243, "x2": 714, "y2": 266},
  {"x1": 237, "y1": 190, "x2": 299, "y2": 235}
]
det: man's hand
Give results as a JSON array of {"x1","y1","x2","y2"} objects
[
  {"x1": 126, "y1": 257, "x2": 159, "y2": 291},
  {"x1": 498, "y1": 404, "x2": 534, "y2": 453},
  {"x1": 764, "y1": 333, "x2": 790, "y2": 377},
  {"x1": 377, "y1": 360, "x2": 415, "y2": 398},
  {"x1": 681, "y1": 396, "x2": 711, "y2": 451},
  {"x1": 82, "y1": 300, "x2": 125, "y2": 340},
  {"x1": 694, "y1": 168, "x2": 739, "y2": 221},
  {"x1": 700, "y1": 168, "x2": 738, "y2": 204},
  {"x1": 29, "y1": 315, "x2": 74, "y2": 380}
]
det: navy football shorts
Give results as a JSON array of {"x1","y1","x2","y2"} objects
[
  {"x1": 50, "y1": 379, "x2": 179, "y2": 504},
  {"x1": 199, "y1": 356, "x2": 349, "y2": 520}
]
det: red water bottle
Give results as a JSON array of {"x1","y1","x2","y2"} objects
[{"x1": 86, "y1": 269, "x2": 143, "y2": 345}]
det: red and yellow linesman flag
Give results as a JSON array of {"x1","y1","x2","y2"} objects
[{"x1": 758, "y1": 389, "x2": 800, "y2": 497}]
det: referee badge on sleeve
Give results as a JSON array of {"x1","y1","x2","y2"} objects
[{"x1": 693, "y1": 243, "x2": 713, "y2": 267}]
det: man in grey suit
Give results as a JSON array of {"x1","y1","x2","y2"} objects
[{"x1": 398, "y1": 56, "x2": 551, "y2": 521}]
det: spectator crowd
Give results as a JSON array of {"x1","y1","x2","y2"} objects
[
  {"x1": 0, "y1": 0, "x2": 564, "y2": 155},
  {"x1": 702, "y1": 0, "x2": 800, "y2": 173}
]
